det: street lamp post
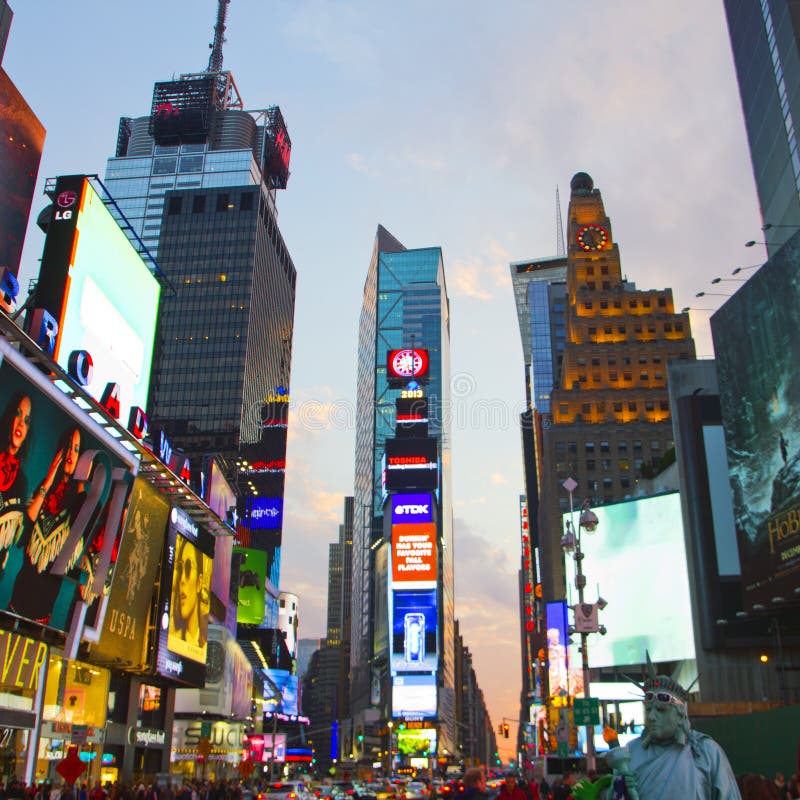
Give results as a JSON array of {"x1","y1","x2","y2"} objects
[
  {"x1": 387, "y1": 721, "x2": 394, "y2": 779},
  {"x1": 560, "y1": 478, "x2": 603, "y2": 773}
]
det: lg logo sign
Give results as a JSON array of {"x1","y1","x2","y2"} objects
[{"x1": 392, "y1": 493, "x2": 433, "y2": 524}]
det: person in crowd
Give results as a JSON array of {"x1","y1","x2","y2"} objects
[
  {"x1": 775, "y1": 774, "x2": 791, "y2": 800},
  {"x1": 462, "y1": 769, "x2": 488, "y2": 800},
  {"x1": 498, "y1": 776, "x2": 531, "y2": 800}
]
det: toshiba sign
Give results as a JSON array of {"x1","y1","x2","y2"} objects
[{"x1": 384, "y1": 438, "x2": 438, "y2": 491}]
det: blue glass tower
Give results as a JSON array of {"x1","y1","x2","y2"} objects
[{"x1": 351, "y1": 226, "x2": 455, "y2": 754}]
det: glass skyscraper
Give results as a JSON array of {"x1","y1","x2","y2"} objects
[
  {"x1": 102, "y1": 69, "x2": 296, "y2": 629},
  {"x1": 351, "y1": 225, "x2": 455, "y2": 751},
  {"x1": 725, "y1": 0, "x2": 800, "y2": 254}
]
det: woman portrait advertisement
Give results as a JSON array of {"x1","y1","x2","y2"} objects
[
  {"x1": 9, "y1": 426, "x2": 87, "y2": 623},
  {"x1": 168, "y1": 534, "x2": 210, "y2": 661},
  {"x1": 0, "y1": 391, "x2": 33, "y2": 536}
]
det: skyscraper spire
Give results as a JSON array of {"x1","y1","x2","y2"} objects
[
  {"x1": 207, "y1": 0, "x2": 230, "y2": 72},
  {"x1": 556, "y1": 185, "x2": 566, "y2": 257}
]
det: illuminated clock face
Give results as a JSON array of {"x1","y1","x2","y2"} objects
[
  {"x1": 576, "y1": 224, "x2": 610, "y2": 251},
  {"x1": 392, "y1": 349, "x2": 425, "y2": 377}
]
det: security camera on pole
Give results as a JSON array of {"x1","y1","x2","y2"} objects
[{"x1": 560, "y1": 477, "x2": 606, "y2": 773}]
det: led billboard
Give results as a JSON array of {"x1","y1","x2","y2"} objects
[
  {"x1": 711, "y1": 239, "x2": 800, "y2": 610},
  {"x1": 563, "y1": 493, "x2": 695, "y2": 669},
  {"x1": 392, "y1": 674, "x2": 436, "y2": 718},
  {"x1": 392, "y1": 523, "x2": 437, "y2": 584},
  {"x1": 33, "y1": 175, "x2": 161, "y2": 415},
  {"x1": 545, "y1": 601, "x2": 582, "y2": 699},
  {"x1": 0, "y1": 67, "x2": 44, "y2": 276},
  {"x1": 155, "y1": 507, "x2": 214, "y2": 685},
  {"x1": 390, "y1": 588, "x2": 437, "y2": 675},
  {"x1": 385, "y1": 438, "x2": 438, "y2": 492},
  {"x1": 264, "y1": 669, "x2": 299, "y2": 716},
  {"x1": 0, "y1": 340, "x2": 137, "y2": 633},
  {"x1": 234, "y1": 547, "x2": 267, "y2": 625},
  {"x1": 246, "y1": 496, "x2": 283, "y2": 530},
  {"x1": 92, "y1": 478, "x2": 170, "y2": 668},
  {"x1": 397, "y1": 728, "x2": 437, "y2": 756},
  {"x1": 387, "y1": 349, "x2": 429, "y2": 382}
]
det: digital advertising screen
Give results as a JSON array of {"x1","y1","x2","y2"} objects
[
  {"x1": 385, "y1": 438, "x2": 438, "y2": 492},
  {"x1": 92, "y1": 478, "x2": 170, "y2": 669},
  {"x1": 391, "y1": 523, "x2": 437, "y2": 584},
  {"x1": 391, "y1": 674, "x2": 437, "y2": 718},
  {"x1": 0, "y1": 341, "x2": 137, "y2": 633},
  {"x1": 711, "y1": 239, "x2": 800, "y2": 610},
  {"x1": 397, "y1": 728, "x2": 437, "y2": 756},
  {"x1": 209, "y1": 534, "x2": 237, "y2": 636},
  {"x1": 387, "y1": 349, "x2": 429, "y2": 382},
  {"x1": 234, "y1": 547, "x2": 267, "y2": 625},
  {"x1": 155, "y1": 507, "x2": 214, "y2": 685},
  {"x1": 246, "y1": 496, "x2": 283, "y2": 530},
  {"x1": 33, "y1": 175, "x2": 161, "y2": 415},
  {"x1": 390, "y1": 588, "x2": 437, "y2": 675},
  {"x1": 205, "y1": 459, "x2": 235, "y2": 525},
  {"x1": 545, "y1": 601, "x2": 582, "y2": 699},
  {"x1": 264, "y1": 669, "x2": 299, "y2": 716},
  {"x1": 563, "y1": 493, "x2": 695, "y2": 669},
  {"x1": 0, "y1": 68, "x2": 45, "y2": 276}
]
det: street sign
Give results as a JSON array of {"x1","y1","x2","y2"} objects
[
  {"x1": 573, "y1": 603, "x2": 599, "y2": 633},
  {"x1": 573, "y1": 698, "x2": 600, "y2": 725},
  {"x1": 200, "y1": 721, "x2": 212, "y2": 738},
  {"x1": 556, "y1": 742, "x2": 569, "y2": 757}
]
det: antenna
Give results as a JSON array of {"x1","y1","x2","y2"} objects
[
  {"x1": 207, "y1": 0, "x2": 231, "y2": 73},
  {"x1": 556, "y1": 186, "x2": 566, "y2": 257}
]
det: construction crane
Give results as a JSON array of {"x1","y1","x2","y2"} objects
[{"x1": 207, "y1": 0, "x2": 231, "y2": 73}]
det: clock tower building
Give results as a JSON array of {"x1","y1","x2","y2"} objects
[{"x1": 531, "y1": 172, "x2": 695, "y2": 602}]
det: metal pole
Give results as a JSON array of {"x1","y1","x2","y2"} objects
[{"x1": 269, "y1": 711, "x2": 278, "y2": 782}]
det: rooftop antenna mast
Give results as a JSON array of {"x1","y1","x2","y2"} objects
[
  {"x1": 556, "y1": 185, "x2": 566, "y2": 257},
  {"x1": 207, "y1": 0, "x2": 231, "y2": 72}
]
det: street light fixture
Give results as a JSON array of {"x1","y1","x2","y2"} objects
[
  {"x1": 731, "y1": 263, "x2": 762, "y2": 275},
  {"x1": 710, "y1": 277, "x2": 746, "y2": 284},
  {"x1": 561, "y1": 478, "x2": 605, "y2": 773},
  {"x1": 695, "y1": 291, "x2": 731, "y2": 298}
]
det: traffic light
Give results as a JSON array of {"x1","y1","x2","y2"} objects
[
  {"x1": 497, "y1": 724, "x2": 503, "y2": 736},
  {"x1": 503, "y1": 723, "x2": 510, "y2": 739}
]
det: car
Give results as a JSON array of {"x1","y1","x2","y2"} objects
[
  {"x1": 364, "y1": 783, "x2": 396, "y2": 800},
  {"x1": 403, "y1": 783, "x2": 428, "y2": 800},
  {"x1": 258, "y1": 783, "x2": 314, "y2": 800},
  {"x1": 330, "y1": 783, "x2": 356, "y2": 799}
]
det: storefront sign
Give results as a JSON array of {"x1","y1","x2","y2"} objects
[
  {"x1": 127, "y1": 727, "x2": 166, "y2": 747},
  {"x1": 0, "y1": 630, "x2": 48, "y2": 693}
]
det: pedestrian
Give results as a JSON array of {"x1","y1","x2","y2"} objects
[
  {"x1": 776, "y1": 774, "x2": 791, "y2": 800},
  {"x1": 497, "y1": 776, "x2": 530, "y2": 800},
  {"x1": 462, "y1": 769, "x2": 488, "y2": 800}
]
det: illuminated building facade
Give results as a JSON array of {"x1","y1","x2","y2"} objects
[
  {"x1": 351, "y1": 226, "x2": 455, "y2": 760},
  {"x1": 724, "y1": 0, "x2": 800, "y2": 256},
  {"x1": 513, "y1": 172, "x2": 695, "y2": 605}
]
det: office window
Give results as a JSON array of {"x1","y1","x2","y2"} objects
[
  {"x1": 167, "y1": 196, "x2": 182, "y2": 215},
  {"x1": 216, "y1": 193, "x2": 231, "y2": 212},
  {"x1": 192, "y1": 195, "x2": 206, "y2": 214}
]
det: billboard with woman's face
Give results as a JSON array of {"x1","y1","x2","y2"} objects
[
  {"x1": 155, "y1": 506, "x2": 214, "y2": 686},
  {"x1": 0, "y1": 340, "x2": 136, "y2": 633}
]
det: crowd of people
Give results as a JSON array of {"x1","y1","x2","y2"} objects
[{"x1": 0, "y1": 778, "x2": 255, "y2": 800}]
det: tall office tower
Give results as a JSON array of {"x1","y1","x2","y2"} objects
[
  {"x1": 0, "y1": 0, "x2": 45, "y2": 278},
  {"x1": 724, "y1": 0, "x2": 800, "y2": 255},
  {"x1": 351, "y1": 225, "x2": 455, "y2": 755},
  {"x1": 103, "y1": 11, "x2": 296, "y2": 628},
  {"x1": 513, "y1": 173, "x2": 695, "y2": 603}
]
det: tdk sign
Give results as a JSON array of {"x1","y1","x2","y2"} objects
[{"x1": 392, "y1": 493, "x2": 433, "y2": 524}]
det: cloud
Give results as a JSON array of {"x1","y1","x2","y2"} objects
[
  {"x1": 345, "y1": 153, "x2": 377, "y2": 177},
  {"x1": 490, "y1": 472, "x2": 507, "y2": 485},
  {"x1": 450, "y1": 258, "x2": 492, "y2": 300}
]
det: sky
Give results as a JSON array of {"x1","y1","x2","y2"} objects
[{"x1": 4, "y1": 0, "x2": 765, "y2": 762}]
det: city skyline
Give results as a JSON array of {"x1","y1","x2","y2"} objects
[{"x1": 5, "y1": 1, "x2": 764, "y2": 759}]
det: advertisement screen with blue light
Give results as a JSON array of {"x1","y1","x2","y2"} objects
[
  {"x1": 246, "y1": 497, "x2": 283, "y2": 530},
  {"x1": 264, "y1": 669, "x2": 299, "y2": 716},
  {"x1": 562, "y1": 492, "x2": 695, "y2": 669},
  {"x1": 390, "y1": 588, "x2": 437, "y2": 675}
]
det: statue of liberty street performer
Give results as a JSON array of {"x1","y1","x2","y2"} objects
[{"x1": 572, "y1": 655, "x2": 741, "y2": 800}]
